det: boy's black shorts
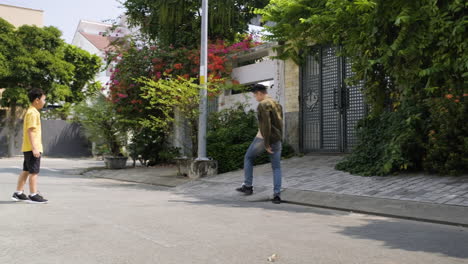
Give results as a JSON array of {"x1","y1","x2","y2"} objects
[{"x1": 23, "y1": 151, "x2": 41, "y2": 174}]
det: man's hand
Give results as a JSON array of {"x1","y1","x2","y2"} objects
[
  {"x1": 32, "y1": 148, "x2": 41, "y2": 158},
  {"x1": 266, "y1": 146, "x2": 273, "y2": 154}
]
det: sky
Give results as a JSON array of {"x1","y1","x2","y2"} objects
[{"x1": 0, "y1": 0, "x2": 124, "y2": 43}]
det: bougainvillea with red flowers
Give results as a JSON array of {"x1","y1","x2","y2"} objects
[{"x1": 105, "y1": 35, "x2": 261, "y2": 120}]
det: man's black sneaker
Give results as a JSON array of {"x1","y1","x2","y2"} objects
[
  {"x1": 236, "y1": 185, "x2": 253, "y2": 195},
  {"x1": 28, "y1": 194, "x2": 48, "y2": 204},
  {"x1": 272, "y1": 195, "x2": 281, "y2": 204},
  {"x1": 11, "y1": 192, "x2": 29, "y2": 202}
]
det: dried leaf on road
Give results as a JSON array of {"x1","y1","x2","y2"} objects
[{"x1": 267, "y1": 253, "x2": 279, "y2": 262}]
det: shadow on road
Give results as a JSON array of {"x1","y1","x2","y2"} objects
[
  {"x1": 92, "y1": 180, "x2": 343, "y2": 216},
  {"x1": 336, "y1": 219, "x2": 468, "y2": 259},
  {"x1": 91, "y1": 178, "x2": 468, "y2": 258}
]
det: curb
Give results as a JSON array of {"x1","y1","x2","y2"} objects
[{"x1": 281, "y1": 189, "x2": 468, "y2": 227}]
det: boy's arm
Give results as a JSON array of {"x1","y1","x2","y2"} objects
[
  {"x1": 24, "y1": 111, "x2": 41, "y2": 157},
  {"x1": 28, "y1": 128, "x2": 41, "y2": 158}
]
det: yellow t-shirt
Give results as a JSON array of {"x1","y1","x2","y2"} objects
[{"x1": 21, "y1": 106, "x2": 43, "y2": 153}]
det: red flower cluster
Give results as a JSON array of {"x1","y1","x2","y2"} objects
[{"x1": 106, "y1": 35, "x2": 262, "y2": 116}]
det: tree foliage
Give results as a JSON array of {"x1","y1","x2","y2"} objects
[
  {"x1": 106, "y1": 35, "x2": 257, "y2": 121},
  {"x1": 64, "y1": 45, "x2": 102, "y2": 103},
  {"x1": 0, "y1": 18, "x2": 16, "y2": 79},
  {"x1": 104, "y1": 32, "x2": 260, "y2": 158},
  {"x1": 138, "y1": 76, "x2": 201, "y2": 133},
  {"x1": 0, "y1": 18, "x2": 101, "y2": 108},
  {"x1": 259, "y1": 0, "x2": 468, "y2": 175},
  {"x1": 123, "y1": 0, "x2": 269, "y2": 47}
]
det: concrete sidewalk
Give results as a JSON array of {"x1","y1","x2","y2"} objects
[
  {"x1": 84, "y1": 155, "x2": 468, "y2": 227},
  {"x1": 83, "y1": 166, "x2": 189, "y2": 187}
]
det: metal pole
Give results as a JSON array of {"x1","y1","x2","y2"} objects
[{"x1": 197, "y1": 0, "x2": 208, "y2": 160}]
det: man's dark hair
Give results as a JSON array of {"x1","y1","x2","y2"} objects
[
  {"x1": 28, "y1": 88, "x2": 45, "y2": 103},
  {"x1": 250, "y1": 84, "x2": 267, "y2": 94}
]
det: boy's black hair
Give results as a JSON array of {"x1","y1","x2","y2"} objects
[
  {"x1": 28, "y1": 88, "x2": 45, "y2": 103},
  {"x1": 250, "y1": 84, "x2": 267, "y2": 93}
]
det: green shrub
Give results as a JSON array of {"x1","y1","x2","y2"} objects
[
  {"x1": 128, "y1": 127, "x2": 180, "y2": 166},
  {"x1": 337, "y1": 94, "x2": 468, "y2": 176},
  {"x1": 72, "y1": 94, "x2": 128, "y2": 157},
  {"x1": 207, "y1": 104, "x2": 295, "y2": 173},
  {"x1": 423, "y1": 95, "x2": 468, "y2": 175},
  {"x1": 336, "y1": 107, "x2": 425, "y2": 176}
]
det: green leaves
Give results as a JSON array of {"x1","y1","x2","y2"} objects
[
  {"x1": 0, "y1": 19, "x2": 16, "y2": 79},
  {"x1": 0, "y1": 87, "x2": 29, "y2": 107},
  {"x1": 394, "y1": 8, "x2": 411, "y2": 26},
  {"x1": 123, "y1": 0, "x2": 269, "y2": 48},
  {"x1": 354, "y1": 0, "x2": 377, "y2": 12},
  {"x1": 64, "y1": 45, "x2": 102, "y2": 102},
  {"x1": 423, "y1": 96, "x2": 468, "y2": 175},
  {"x1": 260, "y1": 0, "x2": 467, "y2": 175},
  {"x1": 138, "y1": 76, "x2": 200, "y2": 132},
  {"x1": 0, "y1": 18, "x2": 100, "y2": 110},
  {"x1": 72, "y1": 93, "x2": 128, "y2": 156}
]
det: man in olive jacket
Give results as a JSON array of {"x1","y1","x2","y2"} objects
[{"x1": 236, "y1": 84, "x2": 284, "y2": 204}]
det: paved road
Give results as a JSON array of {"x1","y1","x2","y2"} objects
[{"x1": 1, "y1": 158, "x2": 467, "y2": 264}]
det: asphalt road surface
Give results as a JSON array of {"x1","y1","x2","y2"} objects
[{"x1": 1, "y1": 158, "x2": 467, "y2": 264}]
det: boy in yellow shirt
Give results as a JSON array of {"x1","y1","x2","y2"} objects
[{"x1": 11, "y1": 88, "x2": 48, "y2": 204}]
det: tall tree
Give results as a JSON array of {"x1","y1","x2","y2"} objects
[
  {"x1": 0, "y1": 18, "x2": 101, "y2": 156},
  {"x1": 123, "y1": 0, "x2": 269, "y2": 47}
]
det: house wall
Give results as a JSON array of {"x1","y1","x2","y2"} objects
[
  {"x1": 220, "y1": 59, "x2": 278, "y2": 111},
  {"x1": 71, "y1": 32, "x2": 102, "y2": 56},
  {"x1": 71, "y1": 20, "x2": 116, "y2": 95},
  {"x1": 283, "y1": 59, "x2": 301, "y2": 152},
  {"x1": 73, "y1": 20, "x2": 111, "y2": 37},
  {"x1": 0, "y1": 4, "x2": 43, "y2": 27},
  {"x1": 221, "y1": 44, "x2": 301, "y2": 152}
]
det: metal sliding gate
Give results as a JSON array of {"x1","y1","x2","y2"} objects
[{"x1": 300, "y1": 46, "x2": 366, "y2": 153}]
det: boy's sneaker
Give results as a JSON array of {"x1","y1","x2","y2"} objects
[
  {"x1": 236, "y1": 185, "x2": 253, "y2": 195},
  {"x1": 11, "y1": 192, "x2": 29, "y2": 202},
  {"x1": 272, "y1": 195, "x2": 281, "y2": 204},
  {"x1": 28, "y1": 193, "x2": 48, "y2": 204}
]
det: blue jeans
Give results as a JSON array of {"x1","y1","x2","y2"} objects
[{"x1": 243, "y1": 137, "x2": 282, "y2": 195}]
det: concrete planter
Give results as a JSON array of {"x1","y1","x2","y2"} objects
[
  {"x1": 175, "y1": 157, "x2": 217, "y2": 179},
  {"x1": 175, "y1": 157, "x2": 192, "y2": 177},
  {"x1": 104, "y1": 156, "x2": 128, "y2": 169},
  {"x1": 189, "y1": 159, "x2": 218, "y2": 179}
]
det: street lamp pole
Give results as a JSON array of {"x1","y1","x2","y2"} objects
[{"x1": 197, "y1": 0, "x2": 208, "y2": 160}]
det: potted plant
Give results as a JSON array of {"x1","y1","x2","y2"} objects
[{"x1": 72, "y1": 93, "x2": 129, "y2": 169}]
